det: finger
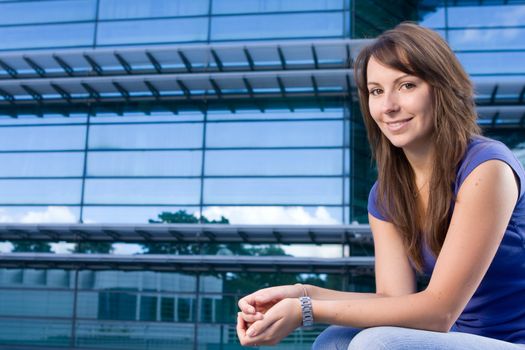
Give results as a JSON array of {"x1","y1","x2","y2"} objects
[
  {"x1": 238, "y1": 295, "x2": 256, "y2": 314},
  {"x1": 236, "y1": 313, "x2": 246, "y2": 339},
  {"x1": 239, "y1": 311, "x2": 264, "y2": 324},
  {"x1": 253, "y1": 289, "x2": 285, "y2": 305},
  {"x1": 246, "y1": 314, "x2": 277, "y2": 338}
]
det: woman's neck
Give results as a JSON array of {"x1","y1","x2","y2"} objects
[{"x1": 403, "y1": 143, "x2": 435, "y2": 183}]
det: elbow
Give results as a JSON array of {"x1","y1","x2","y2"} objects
[
  {"x1": 431, "y1": 313, "x2": 455, "y2": 333},
  {"x1": 420, "y1": 290, "x2": 458, "y2": 333}
]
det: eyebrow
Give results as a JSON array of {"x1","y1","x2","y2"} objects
[{"x1": 367, "y1": 74, "x2": 413, "y2": 87}]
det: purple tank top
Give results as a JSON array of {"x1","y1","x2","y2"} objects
[{"x1": 368, "y1": 136, "x2": 525, "y2": 343}]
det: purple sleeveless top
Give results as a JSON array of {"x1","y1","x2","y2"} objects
[{"x1": 368, "y1": 136, "x2": 525, "y2": 343}]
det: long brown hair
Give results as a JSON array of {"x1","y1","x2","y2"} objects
[{"x1": 354, "y1": 22, "x2": 480, "y2": 271}]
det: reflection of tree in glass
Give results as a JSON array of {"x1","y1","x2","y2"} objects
[
  {"x1": 145, "y1": 210, "x2": 340, "y2": 296},
  {"x1": 12, "y1": 241, "x2": 52, "y2": 253},
  {"x1": 73, "y1": 242, "x2": 113, "y2": 254}
]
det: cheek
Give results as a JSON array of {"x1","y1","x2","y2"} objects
[{"x1": 368, "y1": 101, "x2": 381, "y2": 122}]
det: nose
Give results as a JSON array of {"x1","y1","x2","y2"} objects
[{"x1": 381, "y1": 92, "x2": 400, "y2": 115}]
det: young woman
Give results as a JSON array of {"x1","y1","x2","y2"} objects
[{"x1": 236, "y1": 22, "x2": 525, "y2": 349}]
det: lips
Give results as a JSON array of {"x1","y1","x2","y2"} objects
[{"x1": 385, "y1": 117, "x2": 413, "y2": 132}]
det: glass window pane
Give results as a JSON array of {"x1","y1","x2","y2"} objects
[
  {"x1": 0, "y1": 23, "x2": 95, "y2": 50},
  {"x1": 205, "y1": 149, "x2": 343, "y2": 176},
  {"x1": 206, "y1": 120, "x2": 343, "y2": 147},
  {"x1": 212, "y1": 0, "x2": 343, "y2": 14},
  {"x1": 204, "y1": 178, "x2": 342, "y2": 205},
  {"x1": 201, "y1": 205, "x2": 342, "y2": 224},
  {"x1": 207, "y1": 108, "x2": 342, "y2": 121},
  {"x1": 419, "y1": 7, "x2": 445, "y2": 28},
  {"x1": 82, "y1": 206, "x2": 199, "y2": 224},
  {"x1": 0, "y1": 206, "x2": 80, "y2": 223},
  {"x1": 87, "y1": 151, "x2": 202, "y2": 176},
  {"x1": 100, "y1": 0, "x2": 209, "y2": 19},
  {"x1": 97, "y1": 18, "x2": 208, "y2": 45},
  {"x1": 0, "y1": 319, "x2": 71, "y2": 347},
  {"x1": 0, "y1": 125, "x2": 86, "y2": 151},
  {"x1": 449, "y1": 28, "x2": 525, "y2": 50},
  {"x1": 84, "y1": 179, "x2": 201, "y2": 204},
  {"x1": 458, "y1": 52, "x2": 525, "y2": 75},
  {"x1": 448, "y1": 5, "x2": 525, "y2": 27},
  {"x1": 139, "y1": 295, "x2": 158, "y2": 321},
  {"x1": 0, "y1": 0, "x2": 96, "y2": 25},
  {"x1": 161, "y1": 297, "x2": 175, "y2": 322},
  {"x1": 0, "y1": 152, "x2": 84, "y2": 177},
  {"x1": 89, "y1": 123, "x2": 203, "y2": 149},
  {"x1": 177, "y1": 297, "x2": 194, "y2": 322},
  {"x1": 0, "y1": 180, "x2": 82, "y2": 205},
  {"x1": 0, "y1": 290, "x2": 73, "y2": 317},
  {"x1": 211, "y1": 13, "x2": 344, "y2": 40},
  {"x1": 75, "y1": 321, "x2": 194, "y2": 349}
]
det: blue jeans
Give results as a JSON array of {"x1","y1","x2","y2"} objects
[{"x1": 312, "y1": 326, "x2": 525, "y2": 350}]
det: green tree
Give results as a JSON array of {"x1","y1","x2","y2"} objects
[
  {"x1": 143, "y1": 210, "x2": 229, "y2": 254},
  {"x1": 12, "y1": 241, "x2": 52, "y2": 253},
  {"x1": 72, "y1": 242, "x2": 114, "y2": 254}
]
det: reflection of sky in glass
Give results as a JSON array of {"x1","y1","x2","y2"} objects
[
  {"x1": 0, "y1": 180, "x2": 82, "y2": 204},
  {"x1": 206, "y1": 149, "x2": 343, "y2": 176},
  {"x1": 204, "y1": 178, "x2": 342, "y2": 205},
  {"x1": 419, "y1": 7, "x2": 445, "y2": 28},
  {"x1": 89, "y1": 123, "x2": 203, "y2": 149},
  {"x1": 0, "y1": 126, "x2": 86, "y2": 151},
  {"x1": 448, "y1": 5, "x2": 525, "y2": 27},
  {"x1": 207, "y1": 120, "x2": 343, "y2": 148},
  {"x1": 0, "y1": 152, "x2": 84, "y2": 177},
  {"x1": 458, "y1": 52, "x2": 525, "y2": 75},
  {"x1": 88, "y1": 151, "x2": 202, "y2": 176},
  {"x1": 449, "y1": 28, "x2": 525, "y2": 50},
  {"x1": 84, "y1": 179, "x2": 201, "y2": 205}
]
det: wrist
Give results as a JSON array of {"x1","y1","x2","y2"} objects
[
  {"x1": 299, "y1": 296, "x2": 314, "y2": 328},
  {"x1": 293, "y1": 283, "x2": 309, "y2": 298}
]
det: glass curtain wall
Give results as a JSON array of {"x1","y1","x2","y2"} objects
[
  {"x1": 418, "y1": 0, "x2": 525, "y2": 165},
  {"x1": 0, "y1": 0, "x2": 355, "y2": 226},
  {"x1": 0, "y1": 268, "x2": 352, "y2": 349}
]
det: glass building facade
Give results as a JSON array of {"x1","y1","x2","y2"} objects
[{"x1": 0, "y1": 0, "x2": 523, "y2": 349}]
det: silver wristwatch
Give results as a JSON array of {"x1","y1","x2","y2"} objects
[{"x1": 299, "y1": 296, "x2": 314, "y2": 327}]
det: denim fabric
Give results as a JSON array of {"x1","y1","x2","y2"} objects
[{"x1": 312, "y1": 326, "x2": 525, "y2": 350}]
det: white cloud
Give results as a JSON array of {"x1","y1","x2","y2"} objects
[
  {"x1": 20, "y1": 206, "x2": 77, "y2": 224},
  {"x1": 0, "y1": 207, "x2": 77, "y2": 253},
  {"x1": 50, "y1": 242, "x2": 76, "y2": 254},
  {"x1": 113, "y1": 243, "x2": 142, "y2": 255},
  {"x1": 201, "y1": 206, "x2": 340, "y2": 225},
  {"x1": 0, "y1": 242, "x2": 13, "y2": 253},
  {"x1": 201, "y1": 206, "x2": 342, "y2": 258}
]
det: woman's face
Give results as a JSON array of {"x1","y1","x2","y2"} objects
[{"x1": 366, "y1": 56, "x2": 434, "y2": 153}]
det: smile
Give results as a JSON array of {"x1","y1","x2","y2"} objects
[{"x1": 385, "y1": 117, "x2": 413, "y2": 132}]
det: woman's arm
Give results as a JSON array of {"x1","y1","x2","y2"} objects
[
  {"x1": 313, "y1": 160, "x2": 518, "y2": 331},
  {"x1": 240, "y1": 160, "x2": 518, "y2": 345},
  {"x1": 238, "y1": 205, "x2": 417, "y2": 315}
]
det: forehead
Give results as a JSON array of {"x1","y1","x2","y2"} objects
[{"x1": 366, "y1": 56, "x2": 410, "y2": 84}]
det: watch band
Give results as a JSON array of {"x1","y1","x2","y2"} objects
[{"x1": 299, "y1": 296, "x2": 314, "y2": 327}]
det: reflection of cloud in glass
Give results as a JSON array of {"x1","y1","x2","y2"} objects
[
  {"x1": 0, "y1": 206, "x2": 77, "y2": 253},
  {"x1": 0, "y1": 206, "x2": 77, "y2": 223},
  {"x1": 201, "y1": 206, "x2": 340, "y2": 225},
  {"x1": 21, "y1": 206, "x2": 77, "y2": 223}
]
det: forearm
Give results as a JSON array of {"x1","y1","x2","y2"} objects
[
  {"x1": 303, "y1": 284, "x2": 383, "y2": 300},
  {"x1": 312, "y1": 289, "x2": 453, "y2": 332}
]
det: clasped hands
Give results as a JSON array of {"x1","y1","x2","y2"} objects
[{"x1": 236, "y1": 285, "x2": 303, "y2": 347}]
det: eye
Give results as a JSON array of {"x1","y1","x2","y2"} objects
[
  {"x1": 369, "y1": 88, "x2": 382, "y2": 96},
  {"x1": 400, "y1": 82, "x2": 416, "y2": 90}
]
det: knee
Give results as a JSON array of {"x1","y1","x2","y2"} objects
[
  {"x1": 347, "y1": 327, "x2": 401, "y2": 350},
  {"x1": 312, "y1": 326, "x2": 360, "y2": 350}
]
